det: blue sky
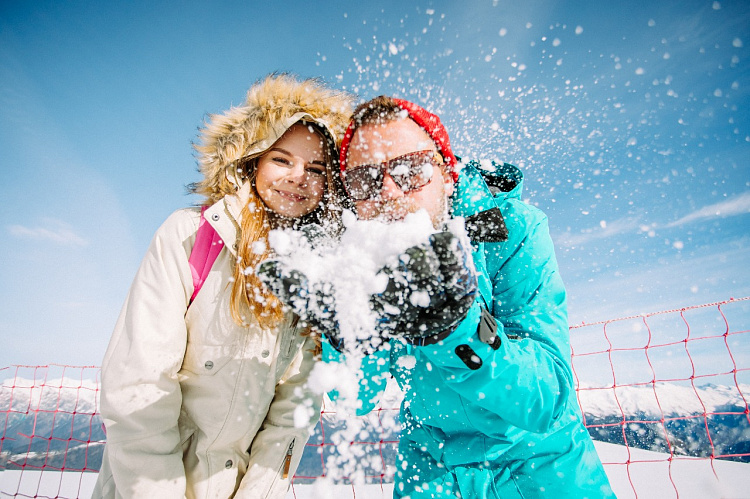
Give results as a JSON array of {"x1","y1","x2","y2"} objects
[{"x1": 1, "y1": 0, "x2": 748, "y2": 371}]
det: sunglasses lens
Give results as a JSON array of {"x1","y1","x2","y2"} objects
[
  {"x1": 389, "y1": 152, "x2": 435, "y2": 191},
  {"x1": 344, "y1": 151, "x2": 438, "y2": 201},
  {"x1": 344, "y1": 166, "x2": 382, "y2": 201}
]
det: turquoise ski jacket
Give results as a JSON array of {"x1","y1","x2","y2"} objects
[{"x1": 331, "y1": 161, "x2": 614, "y2": 498}]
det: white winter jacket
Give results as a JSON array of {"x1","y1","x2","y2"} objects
[{"x1": 94, "y1": 195, "x2": 321, "y2": 498}]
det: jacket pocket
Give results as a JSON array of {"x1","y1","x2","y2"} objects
[
  {"x1": 95, "y1": 473, "x2": 116, "y2": 498},
  {"x1": 177, "y1": 411, "x2": 198, "y2": 455},
  {"x1": 181, "y1": 341, "x2": 238, "y2": 376},
  {"x1": 261, "y1": 438, "x2": 296, "y2": 499},
  {"x1": 492, "y1": 468, "x2": 526, "y2": 499},
  {"x1": 281, "y1": 316, "x2": 302, "y2": 358}
]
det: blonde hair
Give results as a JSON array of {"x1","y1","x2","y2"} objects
[{"x1": 231, "y1": 183, "x2": 278, "y2": 328}]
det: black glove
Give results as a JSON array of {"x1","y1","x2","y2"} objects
[
  {"x1": 370, "y1": 230, "x2": 478, "y2": 343},
  {"x1": 256, "y1": 224, "x2": 344, "y2": 350},
  {"x1": 256, "y1": 260, "x2": 344, "y2": 350}
]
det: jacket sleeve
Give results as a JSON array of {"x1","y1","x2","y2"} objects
[
  {"x1": 236, "y1": 333, "x2": 322, "y2": 498},
  {"x1": 320, "y1": 342, "x2": 391, "y2": 417},
  {"x1": 98, "y1": 210, "x2": 195, "y2": 498},
  {"x1": 418, "y1": 204, "x2": 573, "y2": 434}
]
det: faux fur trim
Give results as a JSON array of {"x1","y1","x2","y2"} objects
[{"x1": 193, "y1": 74, "x2": 355, "y2": 204}]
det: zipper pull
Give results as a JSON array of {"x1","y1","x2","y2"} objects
[{"x1": 282, "y1": 440, "x2": 295, "y2": 479}]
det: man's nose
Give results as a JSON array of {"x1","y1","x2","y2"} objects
[{"x1": 378, "y1": 173, "x2": 403, "y2": 200}]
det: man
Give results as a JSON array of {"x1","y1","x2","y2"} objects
[{"x1": 335, "y1": 96, "x2": 615, "y2": 498}]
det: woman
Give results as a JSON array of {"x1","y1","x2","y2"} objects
[{"x1": 93, "y1": 74, "x2": 354, "y2": 498}]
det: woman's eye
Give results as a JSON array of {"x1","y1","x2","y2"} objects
[
  {"x1": 306, "y1": 166, "x2": 326, "y2": 176},
  {"x1": 273, "y1": 157, "x2": 291, "y2": 165}
]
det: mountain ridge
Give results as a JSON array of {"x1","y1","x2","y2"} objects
[{"x1": 2, "y1": 378, "x2": 748, "y2": 478}]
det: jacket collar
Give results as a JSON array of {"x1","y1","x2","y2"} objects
[
  {"x1": 450, "y1": 160, "x2": 524, "y2": 243},
  {"x1": 204, "y1": 181, "x2": 252, "y2": 257}
]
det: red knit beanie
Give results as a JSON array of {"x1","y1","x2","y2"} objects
[{"x1": 339, "y1": 98, "x2": 458, "y2": 183}]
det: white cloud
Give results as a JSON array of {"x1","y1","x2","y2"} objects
[
  {"x1": 555, "y1": 216, "x2": 642, "y2": 247},
  {"x1": 666, "y1": 192, "x2": 750, "y2": 228},
  {"x1": 556, "y1": 193, "x2": 750, "y2": 247},
  {"x1": 8, "y1": 219, "x2": 88, "y2": 246},
  {"x1": 566, "y1": 242, "x2": 750, "y2": 325}
]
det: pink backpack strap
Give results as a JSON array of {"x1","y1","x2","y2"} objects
[{"x1": 188, "y1": 206, "x2": 225, "y2": 305}]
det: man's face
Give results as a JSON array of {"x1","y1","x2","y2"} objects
[{"x1": 344, "y1": 118, "x2": 454, "y2": 228}]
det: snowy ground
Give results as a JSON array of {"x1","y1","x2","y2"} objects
[
  {"x1": 284, "y1": 442, "x2": 750, "y2": 498},
  {"x1": 1, "y1": 442, "x2": 748, "y2": 498}
]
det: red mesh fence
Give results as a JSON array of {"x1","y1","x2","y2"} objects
[
  {"x1": 1, "y1": 296, "x2": 749, "y2": 498},
  {"x1": 569, "y1": 296, "x2": 750, "y2": 497},
  {"x1": 0, "y1": 366, "x2": 102, "y2": 498}
]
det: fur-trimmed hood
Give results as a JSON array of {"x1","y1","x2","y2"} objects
[{"x1": 193, "y1": 74, "x2": 355, "y2": 204}]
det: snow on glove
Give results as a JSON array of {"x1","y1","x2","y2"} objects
[
  {"x1": 370, "y1": 229, "x2": 478, "y2": 343},
  {"x1": 256, "y1": 260, "x2": 343, "y2": 349},
  {"x1": 256, "y1": 223, "x2": 344, "y2": 350},
  {"x1": 368, "y1": 244, "x2": 441, "y2": 342}
]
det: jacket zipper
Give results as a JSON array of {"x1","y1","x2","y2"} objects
[
  {"x1": 283, "y1": 316, "x2": 300, "y2": 357},
  {"x1": 282, "y1": 439, "x2": 295, "y2": 479},
  {"x1": 263, "y1": 438, "x2": 296, "y2": 499}
]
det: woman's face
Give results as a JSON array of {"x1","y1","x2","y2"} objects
[{"x1": 255, "y1": 123, "x2": 328, "y2": 219}]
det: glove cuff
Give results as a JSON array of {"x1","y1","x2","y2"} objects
[{"x1": 400, "y1": 323, "x2": 459, "y2": 347}]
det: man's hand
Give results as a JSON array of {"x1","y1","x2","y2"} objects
[{"x1": 370, "y1": 230, "x2": 478, "y2": 343}]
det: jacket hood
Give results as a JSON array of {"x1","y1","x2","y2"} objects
[
  {"x1": 193, "y1": 74, "x2": 355, "y2": 204},
  {"x1": 452, "y1": 159, "x2": 524, "y2": 219},
  {"x1": 449, "y1": 160, "x2": 523, "y2": 244}
]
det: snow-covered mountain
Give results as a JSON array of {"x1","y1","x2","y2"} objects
[
  {"x1": 577, "y1": 382, "x2": 750, "y2": 418},
  {"x1": 577, "y1": 382, "x2": 750, "y2": 461},
  {"x1": 1, "y1": 377, "x2": 748, "y2": 477},
  {"x1": 0, "y1": 377, "x2": 104, "y2": 472}
]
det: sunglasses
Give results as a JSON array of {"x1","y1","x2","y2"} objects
[{"x1": 342, "y1": 150, "x2": 443, "y2": 201}]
